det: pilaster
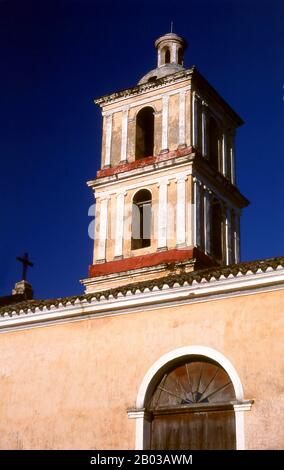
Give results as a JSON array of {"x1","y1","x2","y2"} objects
[
  {"x1": 114, "y1": 191, "x2": 127, "y2": 259},
  {"x1": 157, "y1": 179, "x2": 169, "y2": 250},
  {"x1": 104, "y1": 112, "x2": 113, "y2": 167},
  {"x1": 96, "y1": 195, "x2": 110, "y2": 262},
  {"x1": 176, "y1": 175, "x2": 188, "y2": 247},
  {"x1": 120, "y1": 106, "x2": 129, "y2": 163},
  {"x1": 178, "y1": 90, "x2": 186, "y2": 147},
  {"x1": 161, "y1": 95, "x2": 169, "y2": 153}
]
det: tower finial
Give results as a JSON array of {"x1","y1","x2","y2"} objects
[{"x1": 170, "y1": 21, "x2": 173, "y2": 33}]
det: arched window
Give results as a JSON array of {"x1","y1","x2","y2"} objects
[
  {"x1": 135, "y1": 107, "x2": 154, "y2": 160},
  {"x1": 161, "y1": 46, "x2": 171, "y2": 64},
  {"x1": 177, "y1": 48, "x2": 183, "y2": 65},
  {"x1": 208, "y1": 117, "x2": 219, "y2": 171},
  {"x1": 210, "y1": 198, "x2": 223, "y2": 262},
  {"x1": 145, "y1": 357, "x2": 236, "y2": 450},
  {"x1": 165, "y1": 48, "x2": 171, "y2": 64},
  {"x1": 131, "y1": 189, "x2": 152, "y2": 250}
]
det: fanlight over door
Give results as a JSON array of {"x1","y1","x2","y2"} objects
[{"x1": 147, "y1": 359, "x2": 236, "y2": 450}]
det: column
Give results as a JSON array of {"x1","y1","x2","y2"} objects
[
  {"x1": 157, "y1": 180, "x2": 169, "y2": 250},
  {"x1": 202, "y1": 102, "x2": 207, "y2": 157},
  {"x1": 157, "y1": 49, "x2": 161, "y2": 67},
  {"x1": 104, "y1": 112, "x2": 113, "y2": 167},
  {"x1": 120, "y1": 106, "x2": 129, "y2": 163},
  {"x1": 193, "y1": 177, "x2": 201, "y2": 246},
  {"x1": 234, "y1": 212, "x2": 240, "y2": 263},
  {"x1": 178, "y1": 90, "x2": 186, "y2": 147},
  {"x1": 172, "y1": 43, "x2": 177, "y2": 63},
  {"x1": 222, "y1": 133, "x2": 227, "y2": 176},
  {"x1": 225, "y1": 206, "x2": 231, "y2": 265},
  {"x1": 161, "y1": 95, "x2": 169, "y2": 152},
  {"x1": 114, "y1": 191, "x2": 126, "y2": 258},
  {"x1": 176, "y1": 176, "x2": 188, "y2": 247},
  {"x1": 97, "y1": 196, "x2": 109, "y2": 262},
  {"x1": 230, "y1": 132, "x2": 236, "y2": 184},
  {"x1": 192, "y1": 92, "x2": 198, "y2": 148},
  {"x1": 204, "y1": 188, "x2": 211, "y2": 254}
]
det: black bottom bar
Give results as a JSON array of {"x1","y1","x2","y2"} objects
[{"x1": 0, "y1": 450, "x2": 282, "y2": 468}]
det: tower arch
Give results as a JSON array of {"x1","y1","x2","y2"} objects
[
  {"x1": 135, "y1": 106, "x2": 155, "y2": 160},
  {"x1": 161, "y1": 46, "x2": 171, "y2": 64},
  {"x1": 208, "y1": 116, "x2": 220, "y2": 170},
  {"x1": 131, "y1": 188, "x2": 152, "y2": 250}
]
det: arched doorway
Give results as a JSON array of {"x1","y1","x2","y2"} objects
[
  {"x1": 129, "y1": 346, "x2": 252, "y2": 450},
  {"x1": 146, "y1": 358, "x2": 236, "y2": 450}
]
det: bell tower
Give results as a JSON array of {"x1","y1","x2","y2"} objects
[{"x1": 82, "y1": 33, "x2": 249, "y2": 293}]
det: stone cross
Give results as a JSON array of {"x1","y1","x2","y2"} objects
[{"x1": 16, "y1": 253, "x2": 34, "y2": 281}]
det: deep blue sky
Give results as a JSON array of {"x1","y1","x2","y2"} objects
[{"x1": 0, "y1": 0, "x2": 283, "y2": 299}]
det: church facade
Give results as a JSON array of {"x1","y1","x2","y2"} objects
[{"x1": 0, "y1": 33, "x2": 283, "y2": 450}]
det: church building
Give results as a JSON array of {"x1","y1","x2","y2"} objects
[{"x1": 0, "y1": 33, "x2": 283, "y2": 450}]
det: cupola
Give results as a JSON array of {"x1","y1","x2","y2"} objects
[{"x1": 138, "y1": 32, "x2": 187, "y2": 84}]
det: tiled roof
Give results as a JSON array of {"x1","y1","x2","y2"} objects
[{"x1": 1, "y1": 256, "x2": 283, "y2": 317}]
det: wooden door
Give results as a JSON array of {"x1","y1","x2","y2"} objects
[
  {"x1": 147, "y1": 359, "x2": 236, "y2": 450},
  {"x1": 151, "y1": 409, "x2": 236, "y2": 450}
]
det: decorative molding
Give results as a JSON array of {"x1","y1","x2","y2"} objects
[
  {"x1": 94, "y1": 168, "x2": 190, "y2": 202},
  {"x1": 127, "y1": 409, "x2": 151, "y2": 420},
  {"x1": 97, "y1": 194, "x2": 111, "y2": 202},
  {"x1": 1, "y1": 259, "x2": 283, "y2": 331},
  {"x1": 100, "y1": 85, "x2": 191, "y2": 116},
  {"x1": 95, "y1": 69, "x2": 193, "y2": 107},
  {"x1": 233, "y1": 401, "x2": 253, "y2": 412},
  {"x1": 95, "y1": 146, "x2": 193, "y2": 181}
]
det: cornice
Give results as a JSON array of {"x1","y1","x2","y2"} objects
[
  {"x1": 94, "y1": 68, "x2": 194, "y2": 107},
  {"x1": 88, "y1": 147, "x2": 194, "y2": 189},
  {"x1": 0, "y1": 256, "x2": 283, "y2": 330}
]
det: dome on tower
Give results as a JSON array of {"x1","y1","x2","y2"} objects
[{"x1": 138, "y1": 32, "x2": 187, "y2": 85}]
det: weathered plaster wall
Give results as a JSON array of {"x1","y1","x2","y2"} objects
[
  {"x1": 93, "y1": 166, "x2": 193, "y2": 264},
  {"x1": 0, "y1": 289, "x2": 283, "y2": 449},
  {"x1": 99, "y1": 78, "x2": 191, "y2": 167},
  {"x1": 123, "y1": 182, "x2": 159, "y2": 258}
]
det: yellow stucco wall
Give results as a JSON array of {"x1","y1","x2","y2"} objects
[
  {"x1": 99, "y1": 79, "x2": 191, "y2": 167},
  {"x1": 93, "y1": 169, "x2": 194, "y2": 264},
  {"x1": 0, "y1": 288, "x2": 283, "y2": 449}
]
